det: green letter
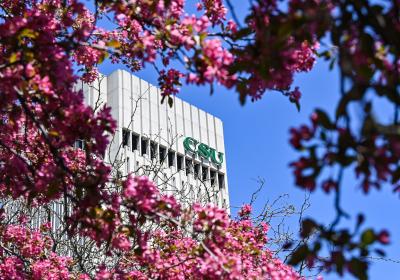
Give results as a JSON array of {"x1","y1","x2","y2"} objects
[
  {"x1": 210, "y1": 148, "x2": 224, "y2": 165},
  {"x1": 183, "y1": 137, "x2": 198, "y2": 153},
  {"x1": 197, "y1": 143, "x2": 210, "y2": 159}
]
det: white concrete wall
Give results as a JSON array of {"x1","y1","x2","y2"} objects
[{"x1": 82, "y1": 70, "x2": 230, "y2": 209}]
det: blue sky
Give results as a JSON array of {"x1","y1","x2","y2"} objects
[{"x1": 97, "y1": 2, "x2": 400, "y2": 279}]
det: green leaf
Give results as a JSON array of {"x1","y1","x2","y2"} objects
[
  {"x1": 313, "y1": 241, "x2": 321, "y2": 253},
  {"x1": 278, "y1": 22, "x2": 293, "y2": 38},
  {"x1": 331, "y1": 251, "x2": 345, "y2": 275},
  {"x1": 391, "y1": 167, "x2": 400, "y2": 184},
  {"x1": 356, "y1": 214, "x2": 365, "y2": 229},
  {"x1": 168, "y1": 96, "x2": 174, "y2": 108},
  {"x1": 336, "y1": 155, "x2": 356, "y2": 167},
  {"x1": 315, "y1": 109, "x2": 335, "y2": 130},
  {"x1": 329, "y1": 57, "x2": 336, "y2": 70},
  {"x1": 294, "y1": 100, "x2": 301, "y2": 112},
  {"x1": 283, "y1": 242, "x2": 293, "y2": 250},
  {"x1": 234, "y1": 27, "x2": 252, "y2": 39},
  {"x1": 48, "y1": 130, "x2": 59, "y2": 137},
  {"x1": 348, "y1": 258, "x2": 368, "y2": 280},
  {"x1": 19, "y1": 28, "x2": 38, "y2": 39},
  {"x1": 9, "y1": 53, "x2": 18, "y2": 64},
  {"x1": 301, "y1": 219, "x2": 317, "y2": 238},
  {"x1": 374, "y1": 248, "x2": 386, "y2": 257},
  {"x1": 97, "y1": 51, "x2": 109, "y2": 64},
  {"x1": 288, "y1": 244, "x2": 309, "y2": 265},
  {"x1": 106, "y1": 40, "x2": 121, "y2": 48},
  {"x1": 361, "y1": 229, "x2": 375, "y2": 246},
  {"x1": 335, "y1": 86, "x2": 365, "y2": 119}
]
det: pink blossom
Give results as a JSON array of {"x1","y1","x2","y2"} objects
[{"x1": 238, "y1": 204, "x2": 252, "y2": 218}]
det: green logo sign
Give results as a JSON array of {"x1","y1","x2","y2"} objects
[{"x1": 183, "y1": 137, "x2": 224, "y2": 166}]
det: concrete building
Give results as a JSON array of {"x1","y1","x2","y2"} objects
[
  {"x1": 79, "y1": 70, "x2": 230, "y2": 210},
  {"x1": 1, "y1": 69, "x2": 230, "y2": 269}
]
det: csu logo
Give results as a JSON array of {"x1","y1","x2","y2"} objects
[{"x1": 183, "y1": 137, "x2": 224, "y2": 166}]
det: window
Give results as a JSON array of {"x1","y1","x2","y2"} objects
[
  {"x1": 202, "y1": 166, "x2": 208, "y2": 181},
  {"x1": 122, "y1": 128, "x2": 130, "y2": 148},
  {"x1": 126, "y1": 157, "x2": 130, "y2": 174},
  {"x1": 194, "y1": 163, "x2": 200, "y2": 178},
  {"x1": 177, "y1": 154, "x2": 184, "y2": 171},
  {"x1": 132, "y1": 133, "x2": 139, "y2": 151},
  {"x1": 168, "y1": 150, "x2": 175, "y2": 167},
  {"x1": 185, "y1": 158, "x2": 193, "y2": 176},
  {"x1": 159, "y1": 146, "x2": 167, "y2": 163},
  {"x1": 141, "y1": 138, "x2": 148, "y2": 156},
  {"x1": 210, "y1": 170, "x2": 216, "y2": 186},
  {"x1": 218, "y1": 173, "x2": 225, "y2": 190},
  {"x1": 150, "y1": 141, "x2": 157, "y2": 160}
]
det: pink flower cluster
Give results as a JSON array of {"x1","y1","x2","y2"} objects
[
  {"x1": 187, "y1": 39, "x2": 236, "y2": 87},
  {"x1": 2, "y1": 225, "x2": 50, "y2": 258},
  {"x1": 193, "y1": 203, "x2": 230, "y2": 236},
  {"x1": 158, "y1": 69, "x2": 184, "y2": 96},
  {"x1": 102, "y1": 0, "x2": 238, "y2": 96},
  {"x1": 290, "y1": 110, "x2": 400, "y2": 194},
  {"x1": 227, "y1": 0, "x2": 331, "y2": 103},
  {"x1": 124, "y1": 176, "x2": 181, "y2": 217},
  {"x1": 0, "y1": 224, "x2": 74, "y2": 280},
  {"x1": 198, "y1": 0, "x2": 227, "y2": 25},
  {"x1": 0, "y1": 183, "x2": 304, "y2": 279},
  {"x1": 91, "y1": 205, "x2": 304, "y2": 279},
  {"x1": 238, "y1": 204, "x2": 252, "y2": 218},
  {"x1": 0, "y1": 0, "x2": 116, "y2": 207}
]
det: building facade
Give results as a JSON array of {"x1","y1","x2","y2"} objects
[{"x1": 79, "y1": 70, "x2": 230, "y2": 210}]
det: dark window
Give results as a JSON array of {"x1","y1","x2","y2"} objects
[
  {"x1": 141, "y1": 138, "x2": 148, "y2": 156},
  {"x1": 150, "y1": 141, "x2": 157, "y2": 160},
  {"x1": 159, "y1": 146, "x2": 167, "y2": 163},
  {"x1": 126, "y1": 157, "x2": 130, "y2": 174},
  {"x1": 122, "y1": 128, "x2": 130, "y2": 148},
  {"x1": 194, "y1": 163, "x2": 200, "y2": 178},
  {"x1": 132, "y1": 133, "x2": 139, "y2": 151},
  {"x1": 218, "y1": 173, "x2": 225, "y2": 190},
  {"x1": 168, "y1": 150, "x2": 175, "y2": 167},
  {"x1": 210, "y1": 170, "x2": 216, "y2": 186},
  {"x1": 185, "y1": 158, "x2": 193, "y2": 176},
  {"x1": 202, "y1": 166, "x2": 208, "y2": 181},
  {"x1": 177, "y1": 154, "x2": 183, "y2": 171}
]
